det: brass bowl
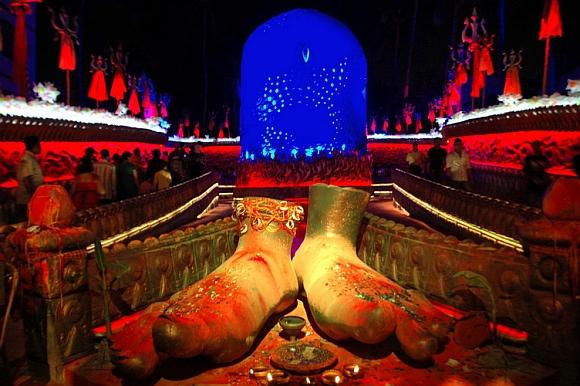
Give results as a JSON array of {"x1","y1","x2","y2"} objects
[{"x1": 279, "y1": 316, "x2": 306, "y2": 341}]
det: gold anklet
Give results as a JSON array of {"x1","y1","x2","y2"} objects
[{"x1": 233, "y1": 198, "x2": 304, "y2": 236}]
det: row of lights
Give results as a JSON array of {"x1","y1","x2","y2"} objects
[
  {"x1": 393, "y1": 183, "x2": 524, "y2": 252},
  {"x1": 249, "y1": 364, "x2": 362, "y2": 384},
  {"x1": 441, "y1": 94, "x2": 580, "y2": 127},
  {"x1": 86, "y1": 182, "x2": 219, "y2": 252},
  {"x1": 0, "y1": 98, "x2": 167, "y2": 133}
]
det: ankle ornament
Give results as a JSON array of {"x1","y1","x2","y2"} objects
[{"x1": 233, "y1": 198, "x2": 304, "y2": 236}]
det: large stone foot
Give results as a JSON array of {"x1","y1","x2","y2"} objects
[
  {"x1": 294, "y1": 184, "x2": 450, "y2": 361},
  {"x1": 111, "y1": 302, "x2": 167, "y2": 379},
  {"x1": 152, "y1": 198, "x2": 304, "y2": 362}
]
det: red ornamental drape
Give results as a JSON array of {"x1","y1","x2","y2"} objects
[
  {"x1": 11, "y1": 2, "x2": 31, "y2": 97},
  {"x1": 455, "y1": 63, "x2": 468, "y2": 86},
  {"x1": 504, "y1": 67, "x2": 522, "y2": 95},
  {"x1": 470, "y1": 48, "x2": 483, "y2": 98},
  {"x1": 141, "y1": 87, "x2": 151, "y2": 109},
  {"x1": 539, "y1": 0, "x2": 563, "y2": 40},
  {"x1": 449, "y1": 84, "x2": 461, "y2": 111},
  {"x1": 428, "y1": 110, "x2": 435, "y2": 123},
  {"x1": 479, "y1": 47, "x2": 494, "y2": 77},
  {"x1": 415, "y1": 119, "x2": 422, "y2": 133},
  {"x1": 147, "y1": 103, "x2": 158, "y2": 118},
  {"x1": 128, "y1": 88, "x2": 141, "y2": 115},
  {"x1": 58, "y1": 31, "x2": 76, "y2": 70},
  {"x1": 88, "y1": 70, "x2": 108, "y2": 102},
  {"x1": 110, "y1": 70, "x2": 127, "y2": 101},
  {"x1": 160, "y1": 103, "x2": 168, "y2": 118}
]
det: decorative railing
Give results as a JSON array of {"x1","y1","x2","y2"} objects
[
  {"x1": 392, "y1": 169, "x2": 542, "y2": 251},
  {"x1": 358, "y1": 213, "x2": 579, "y2": 381},
  {"x1": 442, "y1": 100, "x2": 580, "y2": 138},
  {"x1": 72, "y1": 172, "x2": 220, "y2": 243},
  {"x1": 358, "y1": 213, "x2": 530, "y2": 332},
  {"x1": 470, "y1": 162, "x2": 529, "y2": 204},
  {"x1": 87, "y1": 218, "x2": 239, "y2": 327},
  {"x1": 10, "y1": 204, "x2": 579, "y2": 382},
  {"x1": 15, "y1": 216, "x2": 238, "y2": 382}
]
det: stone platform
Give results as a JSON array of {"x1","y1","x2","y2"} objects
[{"x1": 62, "y1": 300, "x2": 556, "y2": 386}]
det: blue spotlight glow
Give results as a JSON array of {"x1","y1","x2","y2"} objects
[{"x1": 240, "y1": 9, "x2": 367, "y2": 159}]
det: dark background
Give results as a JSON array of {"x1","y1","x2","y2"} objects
[{"x1": 36, "y1": 0, "x2": 580, "y2": 135}]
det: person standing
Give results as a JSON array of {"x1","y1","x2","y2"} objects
[
  {"x1": 523, "y1": 141, "x2": 551, "y2": 207},
  {"x1": 153, "y1": 166, "x2": 172, "y2": 191},
  {"x1": 426, "y1": 137, "x2": 447, "y2": 182},
  {"x1": 15, "y1": 136, "x2": 44, "y2": 222},
  {"x1": 146, "y1": 149, "x2": 166, "y2": 180},
  {"x1": 187, "y1": 143, "x2": 206, "y2": 179},
  {"x1": 93, "y1": 149, "x2": 116, "y2": 204},
  {"x1": 116, "y1": 152, "x2": 139, "y2": 200},
  {"x1": 168, "y1": 145, "x2": 186, "y2": 185},
  {"x1": 445, "y1": 138, "x2": 471, "y2": 190},
  {"x1": 405, "y1": 142, "x2": 424, "y2": 176},
  {"x1": 71, "y1": 157, "x2": 104, "y2": 210}
]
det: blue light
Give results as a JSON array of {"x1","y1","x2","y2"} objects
[{"x1": 240, "y1": 9, "x2": 367, "y2": 159}]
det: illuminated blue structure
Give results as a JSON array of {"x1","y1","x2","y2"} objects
[{"x1": 240, "y1": 9, "x2": 367, "y2": 159}]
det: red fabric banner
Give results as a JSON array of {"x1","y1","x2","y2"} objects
[
  {"x1": 539, "y1": 0, "x2": 563, "y2": 40},
  {"x1": 11, "y1": 3, "x2": 31, "y2": 97}
]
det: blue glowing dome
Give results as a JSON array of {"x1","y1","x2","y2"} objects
[{"x1": 240, "y1": 9, "x2": 367, "y2": 159}]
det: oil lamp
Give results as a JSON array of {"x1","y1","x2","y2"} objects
[
  {"x1": 343, "y1": 363, "x2": 362, "y2": 378},
  {"x1": 321, "y1": 369, "x2": 344, "y2": 385}
]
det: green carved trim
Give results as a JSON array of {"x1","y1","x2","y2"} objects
[{"x1": 88, "y1": 216, "x2": 240, "y2": 327}]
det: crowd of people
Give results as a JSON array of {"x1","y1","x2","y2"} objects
[
  {"x1": 405, "y1": 138, "x2": 580, "y2": 208},
  {"x1": 13, "y1": 136, "x2": 207, "y2": 221},
  {"x1": 405, "y1": 137, "x2": 471, "y2": 190},
  {"x1": 9, "y1": 133, "x2": 578, "y2": 224}
]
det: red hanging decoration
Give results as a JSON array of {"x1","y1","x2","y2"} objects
[
  {"x1": 47, "y1": 7, "x2": 78, "y2": 105},
  {"x1": 450, "y1": 43, "x2": 471, "y2": 87},
  {"x1": 148, "y1": 103, "x2": 159, "y2": 118},
  {"x1": 127, "y1": 75, "x2": 141, "y2": 115},
  {"x1": 193, "y1": 121, "x2": 201, "y2": 138},
  {"x1": 539, "y1": 0, "x2": 563, "y2": 95},
  {"x1": 88, "y1": 55, "x2": 108, "y2": 104},
  {"x1": 48, "y1": 7, "x2": 78, "y2": 71},
  {"x1": 11, "y1": 1, "x2": 35, "y2": 97},
  {"x1": 470, "y1": 50, "x2": 483, "y2": 98},
  {"x1": 462, "y1": 7, "x2": 493, "y2": 105},
  {"x1": 455, "y1": 63, "x2": 468, "y2": 86},
  {"x1": 110, "y1": 45, "x2": 128, "y2": 101},
  {"x1": 502, "y1": 49, "x2": 523, "y2": 95},
  {"x1": 448, "y1": 83, "x2": 461, "y2": 109},
  {"x1": 415, "y1": 117, "x2": 422, "y2": 133},
  {"x1": 403, "y1": 103, "x2": 414, "y2": 127},
  {"x1": 224, "y1": 105, "x2": 230, "y2": 137},
  {"x1": 382, "y1": 117, "x2": 389, "y2": 133},
  {"x1": 141, "y1": 85, "x2": 151, "y2": 109},
  {"x1": 427, "y1": 102, "x2": 436, "y2": 123},
  {"x1": 479, "y1": 36, "x2": 495, "y2": 77},
  {"x1": 539, "y1": 0, "x2": 563, "y2": 40}
]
